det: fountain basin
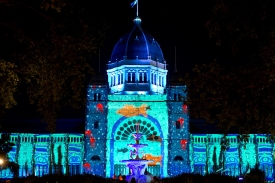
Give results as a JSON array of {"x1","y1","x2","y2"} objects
[
  {"x1": 128, "y1": 144, "x2": 148, "y2": 149},
  {"x1": 120, "y1": 159, "x2": 153, "y2": 183},
  {"x1": 120, "y1": 159, "x2": 151, "y2": 164},
  {"x1": 120, "y1": 159, "x2": 153, "y2": 175}
]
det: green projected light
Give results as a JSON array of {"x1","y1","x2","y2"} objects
[
  {"x1": 2, "y1": 133, "x2": 83, "y2": 178},
  {"x1": 106, "y1": 94, "x2": 169, "y2": 177}
]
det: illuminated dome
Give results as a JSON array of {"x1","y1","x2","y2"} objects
[{"x1": 110, "y1": 17, "x2": 164, "y2": 63}]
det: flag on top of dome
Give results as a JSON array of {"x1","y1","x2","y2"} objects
[{"x1": 131, "y1": 0, "x2": 138, "y2": 7}]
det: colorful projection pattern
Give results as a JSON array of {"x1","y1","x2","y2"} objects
[
  {"x1": 85, "y1": 129, "x2": 96, "y2": 148},
  {"x1": 144, "y1": 154, "x2": 162, "y2": 166},
  {"x1": 96, "y1": 103, "x2": 104, "y2": 113},
  {"x1": 2, "y1": 132, "x2": 275, "y2": 181},
  {"x1": 182, "y1": 104, "x2": 188, "y2": 114},
  {"x1": 1, "y1": 133, "x2": 84, "y2": 178},
  {"x1": 116, "y1": 104, "x2": 150, "y2": 117},
  {"x1": 113, "y1": 117, "x2": 162, "y2": 166},
  {"x1": 83, "y1": 162, "x2": 91, "y2": 171},
  {"x1": 106, "y1": 95, "x2": 169, "y2": 177},
  {"x1": 180, "y1": 139, "x2": 188, "y2": 150}
]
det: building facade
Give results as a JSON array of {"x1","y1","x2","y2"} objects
[{"x1": 1, "y1": 16, "x2": 275, "y2": 181}]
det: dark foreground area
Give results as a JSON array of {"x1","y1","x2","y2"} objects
[{"x1": 2, "y1": 171, "x2": 266, "y2": 183}]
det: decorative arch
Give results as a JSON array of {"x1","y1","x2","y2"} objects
[
  {"x1": 110, "y1": 115, "x2": 165, "y2": 177},
  {"x1": 114, "y1": 119, "x2": 161, "y2": 141}
]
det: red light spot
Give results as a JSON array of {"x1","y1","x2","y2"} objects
[
  {"x1": 83, "y1": 162, "x2": 91, "y2": 170},
  {"x1": 85, "y1": 130, "x2": 92, "y2": 137},
  {"x1": 178, "y1": 117, "x2": 184, "y2": 124},
  {"x1": 180, "y1": 139, "x2": 188, "y2": 150},
  {"x1": 90, "y1": 137, "x2": 96, "y2": 148},
  {"x1": 92, "y1": 85, "x2": 97, "y2": 90},
  {"x1": 177, "y1": 117, "x2": 185, "y2": 128},
  {"x1": 182, "y1": 104, "x2": 188, "y2": 113},
  {"x1": 96, "y1": 103, "x2": 104, "y2": 113}
]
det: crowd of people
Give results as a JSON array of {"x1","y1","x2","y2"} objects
[
  {"x1": 112, "y1": 174, "x2": 160, "y2": 183},
  {"x1": 3, "y1": 173, "x2": 261, "y2": 183}
]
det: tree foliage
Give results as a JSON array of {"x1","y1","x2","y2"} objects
[
  {"x1": 184, "y1": 0, "x2": 275, "y2": 135},
  {"x1": 0, "y1": 133, "x2": 14, "y2": 163},
  {"x1": 185, "y1": 61, "x2": 275, "y2": 134},
  {"x1": 0, "y1": 0, "x2": 109, "y2": 131}
]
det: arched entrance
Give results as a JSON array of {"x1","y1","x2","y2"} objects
[{"x1": 109, "y1": 115, "x2": 165, "y2": 177}]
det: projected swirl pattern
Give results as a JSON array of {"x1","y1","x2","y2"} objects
[{"x1": 115, "y1": 119, "x2": 159, "y2": 141}]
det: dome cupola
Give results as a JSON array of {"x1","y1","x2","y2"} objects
[
  {"x1": 110, "y1": 17, "x2": 164, "y2": 64},
  {"x1": 106, "y1": 16, "x2": 168, "y2": 95}
]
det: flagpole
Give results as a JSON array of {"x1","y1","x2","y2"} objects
[{"x1": 137, "y1": 0, "x2": 139, "y2": 17}]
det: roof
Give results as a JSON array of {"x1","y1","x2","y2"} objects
[
  {"x1": 1, "y1": 118, "x2": 85, "y2": 134},
  {"x1": 110, "y1": 17, "x2": 165, "y2": 63}
]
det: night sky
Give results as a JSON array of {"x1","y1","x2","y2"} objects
[
  {"x1": 2, "y1": 0, "x2": 220, "y2": 126},
  {"x1": 99, "y1": 0, "x2": 217, "y2": 74}
]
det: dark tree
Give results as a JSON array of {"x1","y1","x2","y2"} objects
[
  {"x1": 184, "y1": 0, "x2": 275, "y2": 137},
  {"x1": 0, "y1": 0, "x2": 110, "y2": 131},
  {"x1": 0, "y1": 133, "x2": 18, "y2": 177}
]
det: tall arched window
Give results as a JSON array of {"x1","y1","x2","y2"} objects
[
  {"x1": 151, "y1": 73, "x2": 153, "y2": 84},
  {"x1": 128, "y1": 73, "x2": 131, "y2": 83},
  {"x1": 121, "y1": 73, "x2": 124, "y2": 84},
  {"x1": 154, "y1": 74, "x2": 156, "y2": 85},
  {"x1": 127, "y1": 72, "x2": 136, "y2": 83},
  {"x1": 144, "y1": 73, "x2": 147, "y2": 83},
  {"x1": 98, "y1": 93, "x2": 101, "y2": 100},
  {"x1": 132, "y1": 72, "x2": 136, "y2": 83},
  {"x1": 139, "y1": 73, "x2": 142, "y2": 83},
  {"x1": 176, "y1": 120, "x2": 180, "y2": 129},
  {"x1": 118, "y1": 74, "x2": 120, "y2": 85}
]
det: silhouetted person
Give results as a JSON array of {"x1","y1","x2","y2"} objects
[
  {"x1": 120, "y1": 175, "x2": 128, "y2": 183},
  {"x1": 130, "y1": 177, "x2": 137, "y2": 183},
  {"x1": 151, "y1": 176, "x2": 160, "y2": 183}
]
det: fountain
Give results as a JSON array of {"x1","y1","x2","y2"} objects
[{"x1": 120, "y1": 122, "x2": 152, "y2": 183}]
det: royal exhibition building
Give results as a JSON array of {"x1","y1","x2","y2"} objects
[{"x1": 1, "y1": 12, "x2": 275, "y2": 182}]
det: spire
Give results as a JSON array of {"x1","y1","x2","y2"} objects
[{"x1": 131, "y1": 0, "x2": 141, "y2": 27}]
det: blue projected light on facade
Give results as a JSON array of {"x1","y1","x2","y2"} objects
[{"x1": 2, "y1": 9, "x2": 275, "y2": 182}]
